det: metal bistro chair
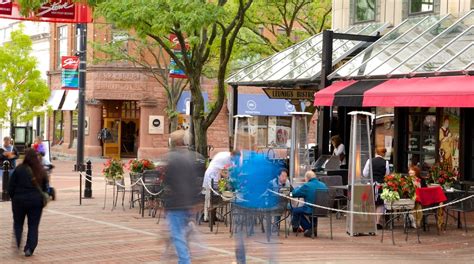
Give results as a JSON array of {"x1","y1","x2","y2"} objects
[
  {"x1": 271, "y1": 187, "x2": 292, "y2": 238},
  {"x1": 307, "y1": 189, "x2": 333, "y2": 239},
  {"x1": 445, "y1": 189, "x2": 474, "y2": 233},
  {"x1": 319, "y1": 175, "x2": 347, "y2": 219},
  {"x1": 139, "y1": 170, "x2": 162, "y2": 217}
]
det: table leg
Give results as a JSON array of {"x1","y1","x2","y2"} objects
[{"x1": 142, "y1": 185, "x2": 145, "y2": 218}]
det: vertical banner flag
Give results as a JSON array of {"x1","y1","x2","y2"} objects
[
  {"x1": 169, "y1": 34, "x2": 188, "y2": 79},
  {"x1": 61, "y1": 56, "x2": 79, "y2": 89},
  {"x1": 0, "y1": 0, "x2": 13, "y2": 15}
]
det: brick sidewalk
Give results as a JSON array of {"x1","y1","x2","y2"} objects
[{"x1": 1, "y1": 160, "x2": 473, "y2": 263}]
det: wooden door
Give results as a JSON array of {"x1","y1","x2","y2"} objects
[{"x1": 103, "y1": 118, "x2": 121, "y2": 159}]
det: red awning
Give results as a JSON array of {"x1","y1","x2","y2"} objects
[
  {"x1": 313, "y1": 80, "x2": 357, "y2": 106},
  {"x1": 314, "y1": 75, "x2": 474, "y2": 107}
]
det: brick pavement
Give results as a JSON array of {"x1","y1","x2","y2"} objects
[{"x1": 1, "y1": 160, "x2": 474, "y2": 263}]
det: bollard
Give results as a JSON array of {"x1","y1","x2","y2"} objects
[
  {"x1": 1, "y1": 161, "x2": 10, "y2": 201},
  {"x1": 84, "y1": 160, "x2": 92, "y2": 198}
]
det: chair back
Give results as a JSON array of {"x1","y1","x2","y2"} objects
[
  {"x1": 142, "y1": 170, "x2": 160, "y2": 184},
  {"x1": 319, "y1": 175, "x2": 344, "y2": 197},
  {"x1": 312, "y1": 189, "x2": 331, "y2": 217},
  {"x1": 460, "y1": 191, "x2": 474, "y2": 211}
]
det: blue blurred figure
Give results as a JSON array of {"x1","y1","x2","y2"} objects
[
  {"x1": 230, "y1": 151, "x2": 279, "y2": 264},
  {"x1": 163, "y1": 130, "x2": 202, "y2": 264}
]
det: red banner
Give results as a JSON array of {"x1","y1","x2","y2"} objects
[
  {"x1": 0, "y1": 0, "x2": 13, "y2": 15},
  {"x1": 0, "y1": 1, "x2": 92, "y2": 23},
  {"x1": 61, "y1": 56, "x2": 79, "y2": 70}
]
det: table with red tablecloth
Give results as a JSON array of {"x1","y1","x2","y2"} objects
[
  {"x1": 414, "y1": 186, "x2": 447, "y2": 230},
  {"x1": 416, "y1": 186, "x2": 447, "y2": 206}
]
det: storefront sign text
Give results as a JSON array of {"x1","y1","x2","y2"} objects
[{"x1": 263, "y1": 88, "x2": 316, "y2": 100}]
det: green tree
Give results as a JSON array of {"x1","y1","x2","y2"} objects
[
  {"x1": 92, "y1": 31, "x2": 188, "y2": 133},
  {"x1": 0, "y1": 27, "x2": 50, "y2": 136},
  {"x1": 19, "y1": 0, "x2": 253, "y2": 157}
]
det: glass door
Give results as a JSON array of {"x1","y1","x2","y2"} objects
[{"x1": 103, "y1": 118, "x2": 121, "y2": 159}]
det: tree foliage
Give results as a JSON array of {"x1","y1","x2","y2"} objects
[
  {"x1": 0, "y1": 26, "x2": 50, "y2": 133},
  {"x1": 231, "y1": 0, "x2": 331, "y2": 70}
]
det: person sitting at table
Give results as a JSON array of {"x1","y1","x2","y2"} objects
[
  {"x1": 410, "y1": 166, "x2": 426, "y2": 228},
  {"x1": 363, "y1": 147, "x2": 390, "y2": 229},
  {"x1": 291, "y1": 170, "x2": 328, "y2": 237},
  {"x1": 269, "y1": 168, "x2": 292, "y2": 192}
]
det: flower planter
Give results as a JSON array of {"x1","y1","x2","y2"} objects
[{"x1": 385, "y1": 199, "x2": 415, "y2": 210}]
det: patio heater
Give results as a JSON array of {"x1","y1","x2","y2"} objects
[
  {"x1": 289, "y1": 112, "x2": 312, "y2": 185},
  {"x1": 346, "y1": 111, "x2": 376, "y2": 236},
  {"x1": 233, "y1": 115, "x2": 254, "y2": 155}
]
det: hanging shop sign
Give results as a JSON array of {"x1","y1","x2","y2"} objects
[
  {"x1": 263, "y1": 88, "x2": 316, "y2": 100},
  {"x1": 0, "y1": 1, "x2": 13, "y2": 15},
  {"x1": 0, "y1": 1, "x2": 92, "y2": 23},
  {"x1": 61, "y1": 56, "x2": 79, "y2": 89}
]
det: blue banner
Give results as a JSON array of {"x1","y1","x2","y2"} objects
[
  {"x1": 237, "y1": 94, "x2": 297, "y2": 116},
  {"x1": 176, "y1": 91, "x2": 209, "y2": 114}
]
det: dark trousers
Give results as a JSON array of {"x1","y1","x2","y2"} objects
[
  {"x1": 12, "y1": 197, "x2": 43, "y2": 253},
  {"x1": 291, "y1": 207, "x2": 318, "y2": 231}
]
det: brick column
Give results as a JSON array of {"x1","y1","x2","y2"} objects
[
  {"x1": 137, "y1": 99, "x2": 168, "y2": 159},
  {"x1": 84, "y1": 101, "x2": 103, "y2": 157}
]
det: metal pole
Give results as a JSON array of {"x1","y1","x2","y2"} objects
[
  {"x1": 76, "y1": 23, "x2": 87, "y2": 204},
  {"x1": 1, "y1": 161, "x2": 10, "y2": 201}
]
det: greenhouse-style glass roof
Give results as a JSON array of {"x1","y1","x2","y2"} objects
[
  {"x1": 329, "y1": 10, "x2": 474, "y2": 80},
  {"x1": 226, "y1": 22, "x2": 389, "y2": 87}
]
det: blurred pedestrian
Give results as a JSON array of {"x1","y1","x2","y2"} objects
[
  {"x1": 7, "y1": 148, "x2": 48, "y2": 257},
  {"x1": 32, "y1": 136, "x2": 46, "y2": 156},
  {"x1": 164, "y1": 130, "x2": 202, "y2": 264},
  {"x1": 231, "y1": 151, "x2": 279, "y2": 263}
]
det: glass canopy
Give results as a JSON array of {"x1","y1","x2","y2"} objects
[
  {"x1": 329, "y1": 10, "x2": 474, "y2": 79},
  {"x1": 226, "y1": 22, "x2": 389, "y2": 86}
]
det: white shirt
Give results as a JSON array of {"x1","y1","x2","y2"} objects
[
  {"x1": 362, "y1": 155, "x2": 390, "y2": 178},
  {"x1": 333, "y1": 144, "x2": 346, "y2": 165}
]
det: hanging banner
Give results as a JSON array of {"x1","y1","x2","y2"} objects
[
  {"x1": 61, "y1": 56, "x2": 79, "y2": 89},
  {"x1": 0, "y1": 1, "x2": 92, "y2": 23},
  {"x1": 169, "y1": 34, "x2": 189, "y2": 79},
  {"x1": 0, "y1": 1, "x2": 13, "y2": 15}
]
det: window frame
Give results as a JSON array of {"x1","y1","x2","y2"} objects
[
  {"x1": 409, "y1": 0, "x2": 434, "y2": 15},
  {"x1": 57, "y1": 25, "x2": 68, "y2": 69},
  {"x1": 354, "y1": 0, "x2": 377, "y2": 23}
]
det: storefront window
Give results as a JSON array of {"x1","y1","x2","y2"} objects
[
  {"x1": 53, "y1": 111, "x2": 64, "y2": 145},
  {"x1": 355, "y1": 0, "x2": 376, "y2": 23},
  {"x1": 407, "y1": 108, "x2": 436, "y2": 171},
  {"x1": 71, "y1": 111, "x2": 78, "y2": 148},
  {"x1": 241, "y1": 116, "x2": 292, "y2": 149},
  {"x1": 375, "y1": 108, "x2": 394, "y2": 160},
  {"x1": 57, "y1": 25, "x2": 68, "y2": 69},
  {"x1": 439, "y1": 108, "x2": 460, "y2": 171},
  {"x1": 409, "y1": 0, "x2": 434, "y2": 14}
]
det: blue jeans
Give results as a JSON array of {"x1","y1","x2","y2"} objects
[
  {"x1": 291, "y1": 207, "x2": 311, "y2": 230},
  {"x1": 167, "y1": 210, "x2": 192, "y2": 264}
]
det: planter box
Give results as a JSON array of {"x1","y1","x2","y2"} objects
[{"x1": 385, "y1": 199, "x2": 415, "y2": 210}]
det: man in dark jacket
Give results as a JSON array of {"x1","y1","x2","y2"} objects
[
  {"x1": 0, "y1": 136, "x2": 19, "y2": 175},
  {"x1": 164, "y1": 130, "x2": 201, "y2": 264}
]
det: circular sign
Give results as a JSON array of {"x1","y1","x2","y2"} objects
[
  {"x1": 247, "y1": 100, "x2": 257, "y2": 110},
  {"x1": 285, "y1": 101, "x2": 295, "y2": 112},
  {"x1": 152, "y1": 119, "x2": 161, "y2": 127}
]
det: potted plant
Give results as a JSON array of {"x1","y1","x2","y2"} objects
[
  {"x1": 127, "y1": 159, "x2": 156, "y2": 174},
  {"x1": 381, "y1": 174, "x2": 416, "y2": 210},
  {"x1": 429, "y1": 162, "x2": 459, "y2": 189},
  {"x1": 103, "y1": 159, "x2": 125, "y2": 182}
]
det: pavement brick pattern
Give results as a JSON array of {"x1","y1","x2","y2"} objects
[{"x1": 1, "y1": 161, "x2": 473, "y2": 263}]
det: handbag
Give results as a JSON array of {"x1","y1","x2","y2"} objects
[{"x1": 27, "y1": 166, "x2": 49, "y2": 208}]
